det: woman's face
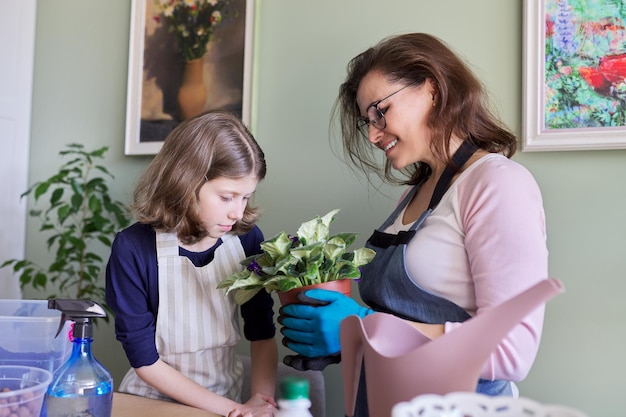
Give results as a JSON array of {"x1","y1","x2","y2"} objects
[
  {"x1": 197, "y1": 174, "x2": 258, "y2": 240},
  {"x1": 356, "y1": 70, "x2": 435, "y2": 170}
]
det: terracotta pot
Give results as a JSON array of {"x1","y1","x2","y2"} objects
[
  {"x1": 177, "y1": 58, "x2": 207, "y2": 120},
  {"x1": 277, "y1": 279, "x2": 352, "y2": 306}
]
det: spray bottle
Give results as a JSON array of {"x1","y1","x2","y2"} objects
[{"x1": 43, "y1": 299, "x2": 113, "y2": 417}]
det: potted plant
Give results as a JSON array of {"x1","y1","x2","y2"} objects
[
  {"x1": 218, "y1": 209, "x2": 376, "y2": 306},
  {"x1": 1, "y1": 144, "x2": 131, "y2": 314}
]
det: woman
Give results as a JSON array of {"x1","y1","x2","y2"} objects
[{"x1": 280, "y1": 33, "x2": 548, "y2": 416}]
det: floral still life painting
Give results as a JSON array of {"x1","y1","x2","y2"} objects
[
  {"x1": 545, "y1": 0, "x2": 626, "y2": 129},
  {"x1": 124, "y1": 0, "x2": 254, "y2": 155},
  {"x1": 217, "y1": 209, "x2": 376, "y2": 305}
]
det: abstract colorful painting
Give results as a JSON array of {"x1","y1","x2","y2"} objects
[{"x1": 523, "y1": 0, "x2": 626, "y2": 151}]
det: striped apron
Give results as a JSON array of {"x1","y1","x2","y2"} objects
[{"x1": 119, "y1": 232, "x2": 244, "y2": 402}]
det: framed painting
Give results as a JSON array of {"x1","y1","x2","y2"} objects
[
  {"x1": 523, "y1": 0, "x2": 626, "y2": 151},
  {"x1": 125, "y1": 0, "x2": 255, "y2": 155}
]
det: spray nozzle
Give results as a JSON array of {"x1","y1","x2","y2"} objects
[{"x1": 48, "y1": 299, "x2": 107, "y2": 339}]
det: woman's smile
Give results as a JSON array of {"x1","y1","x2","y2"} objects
[{"x1": 383, "y1": 138, "x2": 398, "y2": 153}]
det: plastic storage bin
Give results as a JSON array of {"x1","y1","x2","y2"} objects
[
  {"x1": 0, "y1": 365, "x2": 53, "y2": 417},
  {"x1": 0, "y1": 300, "x2": 72, "y2": 373}
]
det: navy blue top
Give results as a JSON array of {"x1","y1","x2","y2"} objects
[{"x1": 105, "y1": 222, "x2": 275, "y2": 368}]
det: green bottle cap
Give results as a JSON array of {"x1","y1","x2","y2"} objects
[{"x1": 280, "y1": 376, "x2": 310, "y2": 400}]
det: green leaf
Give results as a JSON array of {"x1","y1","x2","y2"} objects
[
  {"x1": 70, "y1": 193, "x2": 83, "y2": 211},
  {"x1": 50, "y1": 188, "x2": 64, "y2": 206},
  {"x1": 34, "y1": 182, "x2": 50, "y2": 201},
  {"x1": 57, "y1": 205, "x2": 71, "y2": 223},
  {"x1": 49, "y1": 259, "x2": 67, "y2": 272},
  {"x1": 233, "y1": 288, "x2": 262, "y2": 305},
  {"x1": 331, "y1": 232, "x2": 357, "y2": 247},
  {"x1": 11, "y1": 259, "x2": 31, "y2": 271},
  {"x1": 353, "y1": 247, "x2": 376, "y2": 267},
  {"x1": 19, "y1": 270, "x2": 33, "y2": 286},
  {"x1": 336, "y1": 263, "x2": 360, "y2": 279},
  {"x1": 90, "y1": 146, "x2": 108, "y2": 158},
  {"x1": 33, "y1": 272, "x2": 48, "y2": 288},
  {"x1": 276, "y1": 277, "x2": 302, "y2": 292},
  {"x1": 88, "y1": 194, "x2": 103, "y2": 213},
  {"x1": 323, "y1": 237, "x2": 347, "y2": 261},
  {"x1": 260, "y1": 232, "x2": 292, "y2": 260}
]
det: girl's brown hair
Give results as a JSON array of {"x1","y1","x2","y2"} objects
[
  {"x1": 335, "y1": 32, "x2": 517, "y2": 186},
  {"x1": 132, "y1": 110, "x2": 266, "y2": 244}
]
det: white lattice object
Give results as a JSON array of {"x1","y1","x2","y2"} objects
[{"x1": 391, "y1": 392, "x2": 589, "y2": 417}]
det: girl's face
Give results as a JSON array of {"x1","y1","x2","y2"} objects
[
  {"x1": 197, "y1": 174, "x2": 259, "y2": 240},
  {"x1": 356, "y1": 70, "x2": 435, "y2": 170}
]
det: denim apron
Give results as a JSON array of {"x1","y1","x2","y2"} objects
[{"x1": 354, "y1": 142, "x2": 511, "y2": 417}]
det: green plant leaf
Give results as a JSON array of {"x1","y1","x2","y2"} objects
[
  {"x1": 323, "y1": 237, "x2": 347, "y2": 261},
  {"x1": 217, "y1": 270, "x2": 252, "y2": 289},
  {"x1": 34, "y1": 182, "x2": 50, "y2": 201},
  {"x1": 34, "y1": 272, "x2": 48, "y2": 288},
  {"x1": 233, "y1": 288, "x2": 261, "y2": 305},
  {"x1": 50, "y1": 188, "x2": 64, "y2": 206},
  {"x1": 353, "y1": 247, "x2": 376, "y2": 266},
  {"x1": 296, "y1": 209, "x2": 339, "y2": 244},
  {"x1": 260, "y1": 232, "x2": 292, "y2": 260}
]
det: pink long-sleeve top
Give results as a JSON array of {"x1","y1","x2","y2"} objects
[{"x1": 385, "y1": 153, "x2": 548, "y2": 382}]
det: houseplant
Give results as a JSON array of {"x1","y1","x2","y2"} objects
[
  {"x1": 1, "y1": 144, "x2": 131, "y2": 313},
  {"x1": 218, "y1": 209, "x2": 376, "y2": 305}
]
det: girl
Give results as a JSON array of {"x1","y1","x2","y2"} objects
[{"x1": 106, "y1": 111, "x2": 277, "y2": 417}]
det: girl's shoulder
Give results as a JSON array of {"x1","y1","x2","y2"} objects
[
  {"x1": 236, "y1": 225, "x2": 265, "y2": 257},
  {"x1": 113, "y1": 222, "x2": 156, "y2": 253}
]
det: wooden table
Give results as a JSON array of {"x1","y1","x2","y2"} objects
[{"x1": 112, "y1": 393, "x2": 220, "y2": 417}]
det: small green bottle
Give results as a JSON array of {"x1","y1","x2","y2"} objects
[{"x1": 276, "y1": 376, "x2": 314, "y2": 417}]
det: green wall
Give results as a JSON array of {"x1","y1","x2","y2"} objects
[{"x1": 25, "y1": 1, "x2": 626, "y2": 416}]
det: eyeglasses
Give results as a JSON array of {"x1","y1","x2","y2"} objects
[{"x1": 356, "y1": 84, "x2": 412, "y2": 138}]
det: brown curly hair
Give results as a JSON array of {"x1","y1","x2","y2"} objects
[{"x1": 334, "y1": 32, "x2": 517, "y2": 186}]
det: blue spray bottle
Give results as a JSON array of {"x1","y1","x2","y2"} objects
[{"x1": 43, "y1": 299, "x2": 113, "y2": 417}]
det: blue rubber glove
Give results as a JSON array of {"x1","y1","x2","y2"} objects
[{"x1": 279, "y1": 289, "x2": 374, "y2": 357}]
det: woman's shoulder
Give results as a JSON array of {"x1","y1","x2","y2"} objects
[
  {"x1": 461, "y1": 153, "x2": 539, "y2": 188},
  {"x1": 455, "y1": 153, "x2": 544, "y2": 209}
]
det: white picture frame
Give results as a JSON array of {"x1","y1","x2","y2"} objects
[
  {"x1": 522, "y1": 0, "x2": 626, "y2": 151},
  {"x1": 124, "y1": 0, "x2": 255, "y2": 155}
]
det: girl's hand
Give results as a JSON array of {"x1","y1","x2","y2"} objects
[
  {"x1": 246, "y1": 392, "x2": 277, "y2": 408},
  {"x1": 227, "y1": 394, "x2": 276, "y2": 417}
]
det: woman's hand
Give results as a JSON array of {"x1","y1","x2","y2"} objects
[
  {"x1": 279, "y1": 289, "x2": 373, "y2": 357},
  {"x1": 227, "y1": 393, "x2": 276, "y2": 417}
]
